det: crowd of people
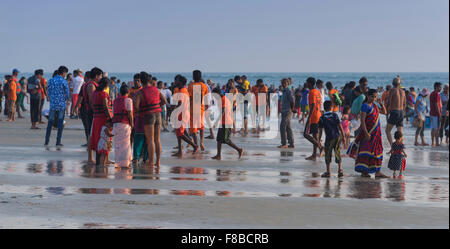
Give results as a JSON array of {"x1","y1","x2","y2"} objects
[{"x1": 1, "y1": 67, "x2": 449, "y2": 179}]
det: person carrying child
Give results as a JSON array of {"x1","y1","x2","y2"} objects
[
  {"x1": 387, "y1": 131, "x2": 407, "y2": 179},
  {"x1": 211, "y1": 87, "x2": 244, "y2": 160},
  {"x1": 318, "y1": 100, "x2": 344, "y2": 178}
]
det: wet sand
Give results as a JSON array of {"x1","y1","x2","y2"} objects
[{"x1": 0, "y1": 109, "x2": 448, "y2": 228}]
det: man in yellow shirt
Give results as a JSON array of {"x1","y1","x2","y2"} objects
[{"x1": 242, "y1": 75, "x2": 250, "y2": 90}]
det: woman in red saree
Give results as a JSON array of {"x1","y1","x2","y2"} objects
[
  {"x1": 90, "y1": 77, "x2": 113, "y2": 165},
  {"x1": 347, "y1": 89, "x2": 389, "y2": 178}
]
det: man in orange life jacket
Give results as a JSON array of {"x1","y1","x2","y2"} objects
[{"x1": 187, "y1": 70, "x2": 209, "y2": 151}]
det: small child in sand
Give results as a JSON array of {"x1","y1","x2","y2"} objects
[
  {"x1": 319, "y1": 101, "x2": 344, "y2": 178},
  {"x1": 341, "y1": 105, "x2": 351, "y2": 151},
  {"x1": 211, "y1": 87, "x2": 244, "y2": 160},
  {"x1": 387, "y1": 131, "x2": 407, "y2": 179},
  {"x1": 97, "y1": 121, "x2": 114, "y2": 166}
]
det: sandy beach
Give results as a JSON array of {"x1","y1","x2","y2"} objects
[{"x1": 0, "y1": 104, "x2": 448, "y2": 229}]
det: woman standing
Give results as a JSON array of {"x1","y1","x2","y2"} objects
[
  {"x1": 347, "y1": 89, "x2": 389, "y2": 178},
  {"x1": 414, "y1": 88, "x2": 429, "y2": 146},
  {"x1": 135, "y1": 72, "x2": 166, "y2": 167},
  {"x1": 90, "y1": 77, "x2": 112, "y2": 165},
  {"x1": 112, "y1": 85, "x2": 134, "y2": 168}
]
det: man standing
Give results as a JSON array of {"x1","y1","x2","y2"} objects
[
  {"x1": 110, "y1": 76, "x2": 118, "y2": 101},
  {"x1": 236, "y1": 75, "x2": 249, "y2": 134},
  {"x1": 70, "y1": 69, "x2": 84, "y2": 119},
  {"x1": 305, "y1": 77, "x2": 323, "y2": 161},
  {"x1": 44, "y1": 66, "x2": 70, "y2": 148},
  {"x1": 27, "y1": 69, "x2": 44, "y2": 129},
  {"x1": 316, "y1": 79, "x2": 325, "y2": 112},
  {"x1": 278, "y1": 78, "x2": 294, "y2": 148},
  {"x1": 439, "y1": 84, "x2": 449, "y2": 145},
  {"x1": 385, "y1": 77, "x2": 406, "y2": 146},
  {"x1": 251, "y1": 79, "x2": 268, "y2": 133},
  {"x1": 429, "y1": 82, "x2": 443, "y2": 147},
  {"x1": 188, "y1": 70, "x2": 209, "y2": 151},
  {"x1": 11, "y1": 69, "x2": 24, "y2": 119}
]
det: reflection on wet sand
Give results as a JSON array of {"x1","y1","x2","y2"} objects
[
  {"x1": 1, "y1": 158, "x2": 449, "y2": 204},
  {"x1": 216, "y1": 169, "x2": 247, "y2": 182}
]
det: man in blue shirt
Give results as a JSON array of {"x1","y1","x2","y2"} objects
[
  {"x1": 45, "y1": 66, "x2": 70, "y2": 148},
  {"x1": 278, "y1": 78, "x2": 295, "y2": 148}
]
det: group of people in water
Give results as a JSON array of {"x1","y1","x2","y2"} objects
[{"x1": 1, "y1": 67, "x2": 449, "y2": 179}]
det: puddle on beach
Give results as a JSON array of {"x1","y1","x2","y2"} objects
[{"x1": 0, "y1": 158, "x2": 448, "y2": 205}]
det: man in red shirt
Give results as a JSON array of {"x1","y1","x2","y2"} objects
[{"x1": 429, "y1": 82, "x2": 443, "y2": 147}]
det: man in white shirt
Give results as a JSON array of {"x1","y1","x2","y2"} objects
[
  {"x1": 317, "y1": 79, "x2": 326, "y2": 112},
  {"x1": 70, "y1": 69, "x2": 84, "y2": 118}
]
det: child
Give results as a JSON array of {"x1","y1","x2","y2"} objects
[
  {"x1": 211, "y1": 87, "x2": 244, "y2": 160},
  {"x1": 341, "y1": 105, "x2": 351, "y2": 151},
  {"x1": 387, "y1": 131, "x2": 407, "y2": 179},
  {"x1": 171, "y1": 75, "x2": 199, "y2": 157},
  {"x1": 319, "y1": 100, "x2": 344, "y2": 178},
  {"x1": 97, "y1": 121, "x2": 114, "y2": 166}
]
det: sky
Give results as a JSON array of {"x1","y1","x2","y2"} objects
[{"x1": 0, "y1": 0, "x2": 448, "y2": 73}]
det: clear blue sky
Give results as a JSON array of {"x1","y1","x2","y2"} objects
[{"x1": 0, "y1": 0, "x2": 448, "y2": 73}]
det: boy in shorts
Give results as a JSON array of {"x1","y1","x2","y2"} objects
[
  {"x1": 211, "y1": 88, "x2": 244, "y2": 160},
  {"x1": 319, "y1": 101, "x2": 344, "y2": 178},
  {"x1": 172, "y1": 75, "x2": 199, "y2": 157}
]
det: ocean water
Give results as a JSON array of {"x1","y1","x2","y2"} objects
[{"x1": 2, "y1": 72, "x2": 448, "y2": 90}]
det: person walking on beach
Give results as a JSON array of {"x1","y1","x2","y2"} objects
[
  {"x1": 85, "y1": 67, "x2": 103, "y2": 163},
  {"x1": 304, "y1": 77, "x2": 323, "y2": 161},
  {"x1": 134, "y1": 72, "x2": 166, "y2": 167},
  {"x1": 90, "y1": 77, "x2": 112, "y2": 165},
  {"x1": 387, "y1": 131, "x2": 407, "y2": 179},
  {"x1": 251, "y1": 79, "x2": 268, "y2": 133},
  {"x1": 211, "y1": 87, "x2": 244, "y2": 160},
  {"x1": 44, "y1": 66, "x2": 70, "y2": 148},
  {"x1": 429, "y1": 82, "x2": 443, "y2": 147},
  {"x1": 17, "y1": 76, "x2": 28, "y2": 113},
  {"x1": 347, "y1": 89, "x2": 389, "y2": 178},
  {"x1": 5, "y1": 75, "x2": 16, "y2": 122},
  {"x1": 172, "y1": 75, "x2": 199, "y2": 157},
  {"x1": 27, "y1": 69, "x2": 44, "y2": 129},
  {"x1": 38, "y1": 74, "x2": 47, "y2": 124},
  {"x1": 235, "y1": 75, "x2": 249, "y2": 134},
  {"x1": 72, "y1": 71, "x2": 91, "y2": 147},
  {"x1": 11, "y1": 69, "x2": 24, "y2": 119},
  {"x1": 70, "y1": 69, "x2": 84, "y2": 119},
  {"x1": 112, "y1": 84, "x2": 133, "y2": 168},
  {"x1": 299, "y1": 83, "x2": 309, "y2": 124},
  {"x1": 319, "y1": 100, "x2": 344, "y2": 178},
  {"x1": 413, "y1": 89, "x2": 429, "y2": 146},
  {"x1": 187, "y1": 70, "x2": 209, "y2": 150},
  {"x1": 278, "y1": 78, "x2": 295, "y2": 148},
  {"x1": 385, "y1": 77, "x2": 406, "y2": 147},
  {"x1": 439, "y1": 84, "x2": 449, "y2": 145}
]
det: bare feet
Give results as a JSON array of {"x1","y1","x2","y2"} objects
[
  {"x1": 192, "y1": 146, "x2": 199, "y2": 155},
  {"x1": 375, "y1": 172, "x2": 390, "y2": 178},
  {"x1": 288, "y1": 144, "x2": 295, "y2": 148},
  {"x1": 361, "y1": 172, "x2": 371, "y2": 178},
  {"x1": 200, "y1": 143, "x2": 205, "y2": 151},
  {"x1": 277, "y1": 145, "x2": 288, "y2": 149},
  {"x1": 238, "y1": 148, "x2": 244, "y2": 159},
  {"x1": 305, "y1": 155, "x2": 316, "y2": 161},
  {"x1": 172, "y1": 151, "x2": 183, "y2": 157},
  {"x1": 421, "y1": 143, "x2": 429, "y2": 146},
  {"x1": 211, "y1": 155, "x2": 221, "y2": 160}
]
